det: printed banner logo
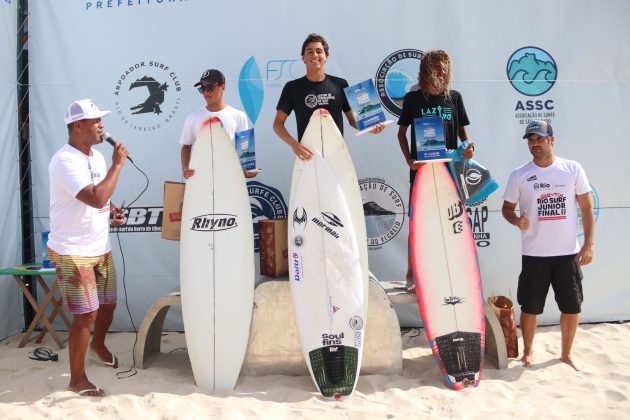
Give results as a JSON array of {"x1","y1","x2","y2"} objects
[
  {"x1": 112, "y1": 60, "x2": 181, "y2": 132},
  {"x1": 84, "y1": 1, "x2": 188, "y2": 11},
  {"x1": 374, "y1": 49, "x2": 423, "y2": 117},
  {"x1": 238, "y1": 56, "x2": 305, "y2": 122},
  {"x1": 248, "y1": 181, "x2": 288, "y2": 252},
  {"x1": 239, "y1": 56, "x2": 264, "y2": 124},
  {"x1": 466, "y1": 202, "x2": 492, "y2": 248},
  {"x1": 507, "y1": 46, "x2": 557, "y2": 96},
  {"x1": 507, "y1": 46, "x2": 558, "y2": 126},
  {"x1": 109, "y1": 206, "x2": 162, "y2": 233},
  {"x1": 359, "y1": 178, "x2": 405, "y2": 250}
]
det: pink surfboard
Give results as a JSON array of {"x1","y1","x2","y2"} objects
[{"x1": 410, "y1": 162, "x2": 485, "y2": 389}]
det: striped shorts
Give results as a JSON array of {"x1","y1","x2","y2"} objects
[{"x1": 47, "y1": 248, "x2": 117, "y2": 315}]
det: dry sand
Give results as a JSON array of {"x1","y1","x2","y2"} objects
[{"x1": 1, "y1": 322, "x2": 629, "y2": 419}]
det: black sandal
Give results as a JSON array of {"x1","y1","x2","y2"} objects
[{"x1": 29, "y1": 347, "x2": 59, "y2": 362}]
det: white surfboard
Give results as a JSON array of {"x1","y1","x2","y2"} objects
[
  {"x1": 410, "y1": 162, "x2": 485, "y2": 390},
  {"x1": 288, "y1": 109, "x2": 369, "y2": 399},
  {"x1": 179, "y1": 117, "x2": 254, "y2": 391},
  {"x1": 289, "y1": 108, "x2": 369, "y2": 304},
  {"x1": 290, "y1": 152, "x2": 364, "y2": 400}
]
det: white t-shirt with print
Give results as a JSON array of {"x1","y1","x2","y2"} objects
[
  {"x1": 179, "y1": 105, "x2": 248, "y2": 145},
  {"x1": 48, "y1": 144, "x2": 112, "y2": 256},
  {"x1": 503, "y1": 157, "x2": 591, "y2": 257}
]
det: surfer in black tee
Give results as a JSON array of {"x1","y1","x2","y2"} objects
[
  {"x1": 273, "y1": 33, "x2": 384, "y2": 160},
  {"x1": 277, "y1": 75, "x2": 350, "y2": 141},
  {"x1": 397, "y1": 50, "x2": 476, "y2": 291}
]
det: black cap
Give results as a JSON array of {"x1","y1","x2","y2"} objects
[{"x1": 194, "y1": 69, "x2": 225, "y2": 87}]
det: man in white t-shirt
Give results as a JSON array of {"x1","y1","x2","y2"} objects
[
  {"x1": 502, "y1": 120, "x2": 595, "y2": 370},
  {"x1": 180, "y1": 68, "x2": 258, "y2": 179},
  {"x1": 48, "y1": 99, "x2": 128, "y2": 397}
]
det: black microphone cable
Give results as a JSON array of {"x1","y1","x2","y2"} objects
[{"x1": 109, "y1": 148, "x2": 150, "y2": 379}]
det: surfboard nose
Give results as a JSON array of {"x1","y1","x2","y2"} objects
[
  {"x1": 315, "y1": 108, "x2": 331, "y2": 117},
  {"x1": 199, "y1": 116, "x2": 223, "y2": 130}
]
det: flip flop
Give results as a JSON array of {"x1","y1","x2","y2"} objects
[
  {"x1": 29, "y1": 347, "x2": 59, "y2": 362},
  {"x1": 89, "y1": 348, "x2": 118, "y2": 368},
  {"x1": 77, "y1": 387, "x2": 103, "y2": 397}
]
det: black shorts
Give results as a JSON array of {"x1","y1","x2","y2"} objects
[{"x1": 517, "y1": 254, "x2": 583, "y2": 315}]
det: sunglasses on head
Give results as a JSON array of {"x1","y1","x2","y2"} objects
[{"x1": 197, "y1": 83, "x2": 219, "y2": 93}]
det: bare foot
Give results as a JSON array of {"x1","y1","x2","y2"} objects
[
  {"x1": 519, "y1": 354, "x2": 533, "y2": 368},
  {"x1": 89, "y1": 344, "x2": 118, "y2": 368},
  {"x1": 68, "y1": 379, "x2": 105, "y2": 397},
  {"x1": 561, "y1": 356, "x2": 579, "y2": 371}
]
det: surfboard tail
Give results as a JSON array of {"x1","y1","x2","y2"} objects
[
  {"x1": 431, "y1": 331, "x2": 484, "y2": 390},
  {"x1": 309, "y1": 345, "x2": 359, "y2": 401}
]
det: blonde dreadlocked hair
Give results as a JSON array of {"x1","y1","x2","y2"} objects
[{"x1": 418, "y1": 50, "x2": 453, "y2": 100}]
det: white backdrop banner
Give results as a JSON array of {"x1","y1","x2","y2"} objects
[
  {"x1": 27, "y1": 0, "x2": 630, "y2": 329},
  {"x1": 0, "y1": 0, "x2": 23, "y2": 340}
]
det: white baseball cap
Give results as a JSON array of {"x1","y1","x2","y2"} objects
[{"x1": 64, "y1": 99, "x2": 111, "y2": 125}]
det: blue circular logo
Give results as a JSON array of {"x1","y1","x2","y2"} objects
[
  {"x1": 375, "y1": 49, "x2": 423, "y2": 117},
  {"x1": 506, "y1": 47, "x2": 557, "y2": 96},
  {"x1": 578, "y1": 184, "x2": 599, "y2": 237},
  {"x1": 248, "y1": 181, "x2": 288, "y2": 252}
]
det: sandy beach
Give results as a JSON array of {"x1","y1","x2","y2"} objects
[{"x1": 1, "y1": 322, "x2": 629, "y2": 419}]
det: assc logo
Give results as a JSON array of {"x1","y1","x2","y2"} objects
[
  {"x1": 359, "y1": 178, "x2": 405, "y2": 249},
  {"x1": 112, "y1": 60, "x2": 181, "y2": 132},
  {"x1": 507, "y1": 47, "x2": 558, "y2": 125},
  {"x1": 374, "y1": 49, "x2": 423, "y2": 117},
  {"x1": 507, "y1": 47, "x2": 557, "y2": 96},
  {"x1": 248, "y1": 181, "x2": 288, "y2": 252}
]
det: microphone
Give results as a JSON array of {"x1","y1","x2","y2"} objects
[{"x1": 102, "y1": 132, "x2": 134, "y2": 163}]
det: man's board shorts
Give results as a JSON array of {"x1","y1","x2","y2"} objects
[
  {"x1": 47, "y1": 248, "x2": 117, "y2": 315},
  {"x1": 517, "y1": 254, "x2": 583, "y2": 315}
]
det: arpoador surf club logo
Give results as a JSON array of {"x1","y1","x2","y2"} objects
[
  {"x1": 507, "y1": 46, "x2": 558, "y2": 126},
  {"x1": 112, "y1": 59, "x2": 182, "y2": 132},
  {"x1": 374, "y1": 49, "x2": 423, "y2": 117},
  {"x1": 359, "y1": 178, "x2": 405, "y2": 250}
]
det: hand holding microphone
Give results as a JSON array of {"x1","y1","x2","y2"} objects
[
  {"x1": 111, "y1": 201, "x2": 126, "y2": 226},
  {"x1": 101, "y1": 132, "x2": 133, "y2": 163}
]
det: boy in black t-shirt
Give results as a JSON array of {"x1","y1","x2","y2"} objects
[
  {"x1": 273, "y1": 33, "x2": 384, "y2": 160},
  {"x1": 397, "y1": 50, "x2": 476, "y2": 292}
]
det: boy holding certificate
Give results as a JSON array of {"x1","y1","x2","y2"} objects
[{"x1": 396, "y1": 50, "x2": 476, "y2": 292}]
